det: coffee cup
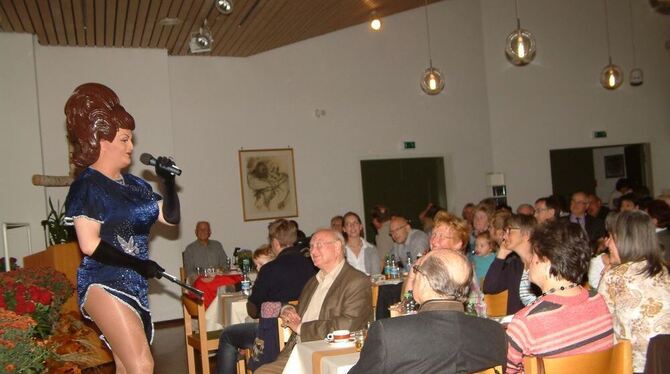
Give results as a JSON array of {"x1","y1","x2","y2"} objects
[{"x1": 327, "y1": 329, "x2": 351, "y2": 342}]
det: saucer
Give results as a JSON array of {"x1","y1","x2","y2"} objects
[{"x1": 325, "y1": 337, "x2": 355, "y2": 346}]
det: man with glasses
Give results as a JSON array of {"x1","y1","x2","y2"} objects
[
  {"x1": 256, "y1": 229, "x2": 372, "y2": 374},
  {"x1": 533, "y1": 196, "x2": 560, "y2": 224},
  {"x1": 562, "y1": 191, "x2": 606, "y2": 246},
  {"x1": 350, "y1": 250, "x2": 506, "y2": 374},
  {"x1": 215, "y1": 219, "x2": 315, "y2": 374},
  {"x1": 388, "y1": 215, "x2": 429, "y2": 268}
]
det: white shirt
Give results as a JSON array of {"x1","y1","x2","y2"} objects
[
  {"x1": 345, "y1": 238, "x2": 371, "y2": 275},
  {"x1": 301, "y1": 260, "x2": 345, "y2": 325}
]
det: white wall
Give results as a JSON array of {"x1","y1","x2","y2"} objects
[
  {"x1": 481, "y1": 0, "x2": 670, "y2": 208},
  {"x1": 168, "y1": 0, "x2": 493, "y2": 255},
  {"x1": 1, "y1": 0, "x2": 668, "y2": 321},
  {"x1": 0, "y1": 34, "x2": 46, "y2": 266}
]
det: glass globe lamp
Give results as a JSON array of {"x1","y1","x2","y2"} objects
[
  {"x1": 600, "y1": 63, "x2": 623, "y2": 90},
  {"x1": 505, "y1": 28, "x2": 536, "y2": 65},
  {"x1": 420, "y1": 67, "x2": 445, "y2": 95}
]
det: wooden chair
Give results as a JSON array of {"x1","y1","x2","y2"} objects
[
  {"x1": 277, "y1": 300, "x2": 299, "y2": 352},
  {"x1": 523, "y1": 339, "x2": 633, "y2": 374},
  {"x1": 181, "y1": 294, "x2": 222, "y2": 374},
  {"x1": 473, "y1": 365, "x2": 502, "y2": 374},
  {"x1": 483, "y1": 290, "x2": 508, "y2": 317},
  {"x1": 371, "y1": 283, "x2": 379, "y2": 321}
]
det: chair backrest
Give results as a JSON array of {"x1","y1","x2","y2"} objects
[
  {"x1": 277, "y1": 300, "x2": 299, "y2": 352},
  {"x1": 523, "y1": 339, "x2": 632, "y2": 374},
  {"x1": 645, "y1": 334, "x2": 670, "y2": 374},
  {"x1": 483, "y1": 290, "x2": 508, "y2": 317},
  {"x1": 472, "y1": 365, "x2": 502, "y2": 374}
]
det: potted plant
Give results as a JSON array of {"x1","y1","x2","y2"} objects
[{"x1": 42, "y1": 198, "x2": 75, "y2": 246}]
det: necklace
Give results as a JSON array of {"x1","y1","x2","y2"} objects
[
  {"x1": 540, "y1": 283, "x2": 579, "y2": 298},
  {"x1": 114, "y1": 177, "x2": 125, "y2": 186}
]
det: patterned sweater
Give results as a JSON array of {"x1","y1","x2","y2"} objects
[
  {"x1": 598, "y1": 261, "x2": 670, "y2": 373},
  {"x1": 505, "y1": 287, "x2": 614, "y2": 373}
]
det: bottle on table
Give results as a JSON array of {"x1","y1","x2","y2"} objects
[
  {"x1": 403, "y1": 290, "x2": 417, "y2": 315},
  {"x1": 384, "y1": 255, "x2": 392, "y2": 279},
  {"x1": 405, "y1": 251, "x2": 413, "y2": 271},
  {"x1": 241, "y1": 272, "x2": 251, "y2": 296},
  {"x1": 390, "y1": 255, "x2": 399, "y2": 279}
]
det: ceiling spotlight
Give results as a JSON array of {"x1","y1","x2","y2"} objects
[
  {"x1": 215, "y1": 0, "x2": 233, "y2": 15},
  {"x1": 158, "y1": 17, "x2": 182, "y2": 26},
  {"x1": 189, "y1": 20, "x2": 213, "y2": 54},
  {"x1": 369, "y1": 12, "x2": 382, "y2": 31}
]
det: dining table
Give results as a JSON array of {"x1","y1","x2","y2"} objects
[
  {"x1": 373, "y1": 278, "x2": 404, "y2": 320},
  {"x1": 283, "y1": 339, "x2": 360, "y2": 374}
]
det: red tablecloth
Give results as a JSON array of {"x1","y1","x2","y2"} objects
[{"x1": 193, "y1": 274, "x2": 244, "y2": 308}]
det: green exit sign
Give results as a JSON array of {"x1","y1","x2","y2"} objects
[
  {"x1": 593, "y1": 131, "x2": 607, "y2": 138},
  {"x1": 404, "y1": 141, "x2": 416, "y2": 149}
]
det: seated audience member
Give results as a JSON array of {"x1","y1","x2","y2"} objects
[
  {"x1": 516, "y1": 203, "x2": 535, "y2": 216},
  {"x1": 483, "y1": 214, "x2": 541, "y2": 315},
  {"x1": 371, "y1": 205, "x2": 393, "y2": 261},
  {"x1": 469, "y1": 204, "x2": 494, "y2": 254},
  {"x1": 534, "y1": 196, "x2": 560, "y2": 225},
  {"x1": 252, "y1": 244, "x2": 275, "y2": 271},
  {"x1": 619, "y1": 193, "x2": 640, "y2": 212},
  {"x1": 290, "y1": 219, "x2": 307, "y2": 240},
  {"x1": 389, "y1": 215, "x2": 429, "y2": 268},
  {"x1": 419, "y1": 203, "x2": 442, "y2": 237},
  {"x1": 598, "y1": 211, "x2": 670, "y2": 373},
  {"x1": 646, "y1": 199, "x2": 670, "y2": 261},
  {"x1": 405, "y1": 211, "x2": 485, "y2": 315},
  {"x1": 609, "y1": 178, "x2": 633, "y2": 209},
  {"x1": 588, "y1": 212, "x2": 617, "y2": 288},
  {"x1": 562, "y1": 191, "x2": 606, "y2": 247},
  {"x1": 489, "y1": 210, "x2": 512, "y2": 249},
  {"x1": 350, "y1": 250, "x2": 507, "y2": 374},
  {"x1": 472, "y1": 231, "x2": 497, "y2": 284},
  {"x1": 506, "y1": 220, "x2": 614, "y2": 374},
  {"x1": 343, "y1": 211, "x2": 381, "y2": 275},
  {"x1": 587, "y1": 193, "x2": 610, "y2": 221},
  {"x1": 215, "y1": 219, "x2": 316, "y2": 374},
  {"x1": 330, "y1": 215, "x2": 344, "y2": 232},
  {"x1": 182, "y1": 221, "x2": 228, "y2": 279},
  {"x1": 497, "y1": 205, "x2": 513, "y2": 213},
  {"x1": 255, "y1": 229, "x2": 372, "y2": 373},
  {"x1": 462, "y1": 202, "x2": 476, "y2": 227}
]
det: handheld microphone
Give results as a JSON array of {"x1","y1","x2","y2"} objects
[{"x1": 140, "y1": 153, "x2": 182, "y2": 176}]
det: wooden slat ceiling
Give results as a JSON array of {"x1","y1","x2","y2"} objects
[{"x1": 0, "y1": 0, "x2": 444, "y2": 57}]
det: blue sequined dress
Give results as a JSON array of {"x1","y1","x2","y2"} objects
[{"x1": 65, "y1": 167, "x2": 161, "y2": 344}]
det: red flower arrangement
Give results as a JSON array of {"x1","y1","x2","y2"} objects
[{"x1": 0, "y1": 267, "x2": 73, "y2": 338}]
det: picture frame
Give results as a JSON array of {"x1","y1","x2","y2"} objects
[
  {"x1": 604, "y1": 154, "x2": 625, "y2": 178},
  {"x1": 238, "y1": 148, "x2": 298, "y2": 221}
]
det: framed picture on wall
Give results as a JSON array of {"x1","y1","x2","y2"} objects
[
  {"x1": 238, "y1": 148, "x2": 298, "y2": 221},
  {"x1": 604, "y1": 154, "x2": 625, "y2": 178}
]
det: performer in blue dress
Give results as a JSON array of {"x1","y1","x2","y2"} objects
[{"x1": 64, "y1": 83, "x2": 180, "y2": 373}]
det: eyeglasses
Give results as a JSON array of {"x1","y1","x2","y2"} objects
[
  {"x1": 309, "y1": 240, "x2": 336, "y2": 250},
  {"x1": 389, "y1": 224, "x2": 409, "y2": 235},
  {"x1": 412, "y1": 264, "x2": 425, "y2": 276},
  {"x1": 431, "y1": 233, "x2": 456, "y2": 241},
  {"x1": 504, "y1": 227, "x2": 520, "y2": 234},
  {"x1": 534, "y1": 208, "x2": 550, "y2": 213},
  {"x1": 571, "y1": 199, "x2": 588, "y2": 205}
]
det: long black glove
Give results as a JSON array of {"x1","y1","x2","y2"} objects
[
  {"x1": 91, "y1": 240, "x2": 165, "y2": 279},
  {"x1": 155, "y1": 156, "x2": 180, "y2": 224}
]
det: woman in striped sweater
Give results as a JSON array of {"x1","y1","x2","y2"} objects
[{"x1": 505, "y1": 220, "x2": 614, "y2": 373}]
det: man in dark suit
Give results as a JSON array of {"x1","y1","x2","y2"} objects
[
  {"x1": 563, "y1": 191, "x2": 606, "y2": 248},
  {"x1": 255, "y1": 229, "x2": 372, "y2": 373},
  {"x1": 350, "y1": 250, "x2": 506, "y2": 374}
]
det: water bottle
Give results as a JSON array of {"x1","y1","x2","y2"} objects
[
  {"x1": 404, "y1": 290, "x2": 417, "y2": 314},
  {"x1": 242, "y1": 258, "x2": 251, "y2": 274},
  {"x1": 405, "y1": 251, "x2": 413, "y2": 271},
  {"x1": 241, "y1": 273, "x2": 251, "y2": 296},
  {"x1": 390, "y1": 255, "x2": 399, "y2": 279},
  {"x1": 384, "y1": 255, "x2": 391, "y2": 279}
]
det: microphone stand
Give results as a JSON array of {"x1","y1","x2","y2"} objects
[{"x1": 160, "y1": 271, "x2": 204, "y2": 299}]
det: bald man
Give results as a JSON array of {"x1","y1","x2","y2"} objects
[
  {"x1": 350, "y1": 250, "x2": 506, "y2": 374},
  {"x1": 389, "y1": 216, "x2": 429, "y2": 268}
]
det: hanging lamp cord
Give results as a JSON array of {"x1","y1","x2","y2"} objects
[
  {"x1": 514, "y1": 0, "x2": 521, "y2": 29},
  {"x1": 627, "y1": 0, "x2": 637, "y2": 67},
  {"x1": 424, "y1": 0, "x2": 434, "y2": 69},
  {"x1": 604, "y1": 0, "x2": 613, "y2": 62}
]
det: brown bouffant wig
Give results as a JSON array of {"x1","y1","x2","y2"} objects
[{"x1": 65, "y1": 83, "x2": 135, "y2": 170}]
